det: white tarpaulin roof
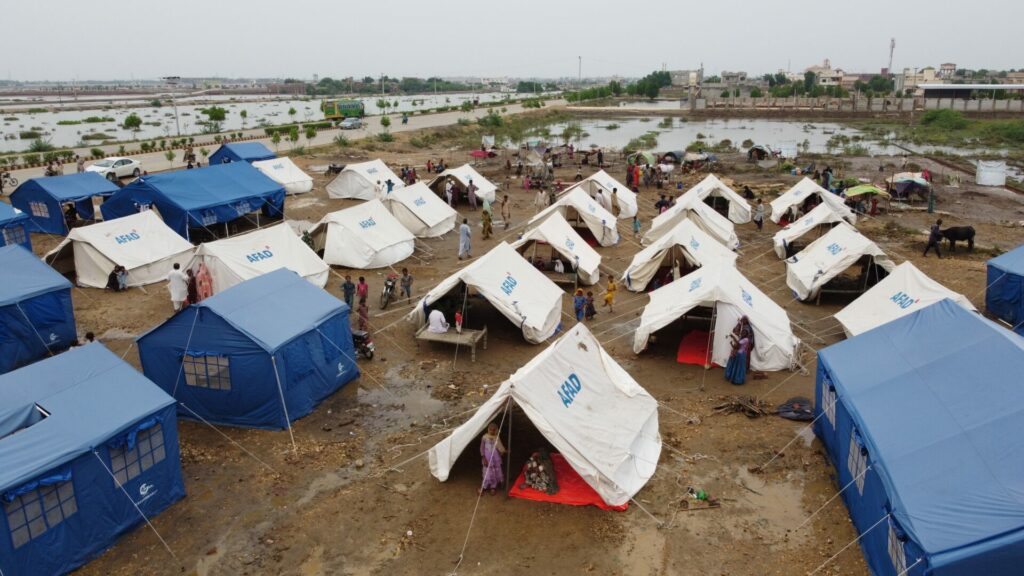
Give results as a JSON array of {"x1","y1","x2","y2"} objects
[
  {"x1": 562, "y1": 170, "x2": 637, "y2": 219},
  {"x1": 772, "y1": 202, "x2": 854, "y2": 258},
  {"x1": 786, "y1": 222, "x2": 896, "y2": 301},
  {"x1": 381, "y1": 182, "x2": 458, "y2": 238},
  {"x1": 643, "y1": 194, "x2": 738, "y2": 249},
  {"x1": 428, "y1": 164, "x2": 497, "y2": 203},
  {"x1": 326, "y1": 159, "x2": 404, "y2": 200},
  {"x1": 769, "y1": 177, "x2": 855, "y2": 225},
  {"x1": 976, "y1": 160, "x2": 1007, "y2": 187},
  {"x1": 530, "y1": 188, "x2": 620, "y2": 247},
  {"x1": 511, "y1": 212, "x2": 603, "y2": 285},
  {"x1": 408, "y1": 242, "x2": 563, "y2": 343},
  {"x1": 428, "y1": 322, "x2": 661, "y2": 507},
  {"x1": 251, "y1": 157, "x2": 313, "y2": 195},
  {"x1": 187, "y1": 223, "x2": 328, "y2": 294},
  {"x1": 834, "y1": 262, "x2": 977, "y2": 337},
  {"x1": 311, "y1": 199, "x2": 415, "y2": 269},
  {"x1": 633, "y1": 264, "x2": 800, "y2": 371},
  {"x1": 678, "y1": 174, "x2": 751, "y2": 224},
  {"x1": 623, "y1": 219, "x2": 736, "y2": 292},
  {"x1": 45, "y1": 210, "x2": 193, "y2": 288}
]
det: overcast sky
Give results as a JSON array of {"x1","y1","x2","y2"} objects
[{"x1": 4, "y1": 0, "x2": 1021, "y2": 82}]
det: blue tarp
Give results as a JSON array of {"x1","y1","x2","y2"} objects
[
  {"x1": 10, "y1": 173, "x2": 120, "y2": 234},
  {"x1": 0, "y1": 343, "x2": 185, "y2": 576},
  {"x1": 815, "y1": 299, "x2": 1024, "y2": 576},
  {"x1": 0, "y1": 201, "x2": 31, "y2": 249},
  {"x1": 208, "y1": 142, "x2": 276, "y2": 165},
  {"x1": 0, "y1": 245, "x2": 76, "y2": 374},
  {"x1": 99, "y1": 162, "x2": 286, "y2": 239},
  {"x1": 986, "y1": 244, "x2": 1024, "y2": 335},
  {"x1": 138, "y1": 268, "x2": 359, "y2": 429}
]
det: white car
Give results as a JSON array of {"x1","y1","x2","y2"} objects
[{"x1": 86, "y1": 157, "x2": 141, "y2": 181}]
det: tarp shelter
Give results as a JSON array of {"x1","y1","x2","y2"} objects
[
  {"x1": 623, "y1": 219, "x2": 736, "y2": 292},
  {"x1": 772, "y1": 202, "x2": 855, "y2": 258},
  {"x1": 835, "y1": 262, "x2": 977, "y2": 337},
  {"x1": 976, "y1": 160, "x2": 1007, "y2": 187},
  {"x1": 207, "y1": 142, "x2": 275, "y2": 165},
  {"x1": 100, "y1": 162, "x2": 286, "y2": 240},
  {"x1": 428, "y1": 323, "x2": 661, "y2": 508},
  {"x1": 0, "y1": 201, "x2": 31, "y2": 249},
  {"x1": 561, "y1": 170, "x2": 637, "y2": 219},
  {"x1": 427, "y1": 164, "x2": 497, "y2": 204},
  {"x1": 409, "y1": 242, "x2": 563, "y2": 344},
  {"x1": 627, "y1": 151, "x2": 656, "y2": 166},
  {"x1": 187, "y1": 223, "x2": 328, "y2": 294},
  {"x1": 529, "y1": 188, "x2": 620, "y2": 247},
  {"x1": 380, "y1": 182, "x2": 458, "y2": 238},
  {"x1": 769, "y1": 177, "x2": 856, "y2": 225},
  {"x1": 845, "y1": 184, "x2": 890, "y2": 199},
  {"x1": 0, "y1": 344, "x2": 185, "y2": 576},
  {"x1": 0, "y1": 245, "x2": 76, "y2": 374},
  {"x1": 326, "y1": 159, "x2": 403, "y2": 200},
  {"x1": 252, "y1": 156, "x2": 313, "y2": 195},
  {"x1": 309, "y1": 199, "x2": 415, "y2": 269},
  {"x1": 643, "y1": 194, "x2": 739, "y2": 250},
  {"x1": 814, "y1": 300, "x2": 1024, "y2": 576},
  {"x1": 633, "y1": 264, "x2": 800, "y2": 371},
  {"x1": 138, "y1": 269, "x2": 359, "y2": 429},
  {"x1": 510, "y1": 212, "x2": 602, "y2": 285},
  {"x1": 786, "y1": 222, "x2": 895, "y2": 302},
  {"x1": 986, "y1": 244, "x2": 1024, "y2": 334},
  {"x1": 678, "y1": 174, "x2": 752, "y2": 224},
  {"x1": 747, "y1": 144, "x2": 775, "y2": 161},
  {"x1": 45, "y1": 210, "x2": 194, "y2": 289},
  {"x1": 11, "y1": 173, "x2": 120, "y2": 234}
]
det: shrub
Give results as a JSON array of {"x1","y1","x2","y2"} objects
[
  {"x1": 82, "y1": 116, "x2": 114, "y2": 123},
  {"x1": 657, "y1": 117, "x2": 674, "y2": 128},
  {"x1": 56, "y1": 120, "x2": 82, "y2": 126},
  {"x1": 117, "y1": 145, "x2": 126, "y2": 155},
  {"x1": 741, "y1": 138, "x2": 754, "y2": 148},
  {"x1": 920, "y1": 109, "x2": 968, "y2": 130},
  {"x1": 91, "y1": 147, "x2": 104, "y2": 158},
  {"x1": 460, "y1": 101, "x2": 474, "y2": 112},
  {"x1": 82, "y1": 133, "x2": 112, "y2": 140},
  {"x1": 377, "y1": 132, "x2": 395, "y2": 142},
  {"x1": 27, "y1": 107, "x2": 47, "y2": 113},
  {"x1": 477, "y1": 110, "x2": 503, "y2": 128},
  {"x1": 750, "y1": 88, "x2": 763, "y2": 98},
  {"x1": 60, "y1": 150, "x2": 75, "y2": 161},
  {"x1": 122, "y1": 113, "x2": 142, "y2": 131},
  {"x1": 18, "y1": 131, "x2": 41, "y2": 139},
  {"x1": 27, "y1": 139, "x2": 55, "y2": 153},
  {"x1": 22, "y1": 153, "x2": 41, "y2": 165},
  {"x1": 43, "y1": 151, "x2": 60, "y2": 163}
]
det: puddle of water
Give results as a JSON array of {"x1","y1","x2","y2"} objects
[
  {"x1": 298, "y1": 471, "x2": 348, "y2": 506},
  {"x1": 733, "y1": 466, "x2": 806, "y2": 540}
]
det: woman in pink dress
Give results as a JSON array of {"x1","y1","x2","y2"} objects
[
  {"x1": 196, "y1": 262, "x2": 214, "y2": 301},
  {"x1": 479, "y1": 422, "x2": 506, "y2": 495}
]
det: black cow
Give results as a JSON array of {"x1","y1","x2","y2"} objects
[{"x1": 941, "y1": 226, "x2": 975, "y2": 252}]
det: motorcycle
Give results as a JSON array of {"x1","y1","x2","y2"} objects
[
  {"x1": 352, "y1": 330, "x2": 375, "y2": 360},
  {"x1": 0, "y1": 171, "x2": 17, "y2": 190},
  {"x1": 380, "y1": 274, "x2": 398, "y2": 309}
]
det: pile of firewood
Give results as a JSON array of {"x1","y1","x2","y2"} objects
[{"x1": 712, "y1": 395, "x2": 770, "y2": 418}]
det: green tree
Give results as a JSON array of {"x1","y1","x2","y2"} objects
[
  {"x1": 380, "y1": 115, "x2": 391, "y2": 133},
  {"x1": 164, "y1": 150, "x2": 176, "y2": 167},
  {"x1": 288, "y1": 107, "x2": 297, "y2": 123},
  {"x1": 240, "y1": 109, "x2": 248, "y2": 128},
  {"x1": 122, "y1": 113, "x2": 142, "y2": 133},
  {"x1": 304, "y1": 125, "x2": 317, "y2": 151},
  {"x1": 199, "y1": 148, "x2": 209, "y2": 164},
  {"x1": 271, "y1": 132, "x2": 282, "y2": 151},
  {"x1": 750, "y1": 87, "x2": 763, "y2": 98},
  {"x1": 201, "y1": 106, "x2": 227, "y2": 122},
  {"x1": 288, "y1": 126, "x2": 300, "y2": 149},
  {"x1": 803, "y1": 71, "x2": 817, "y2": 93}
]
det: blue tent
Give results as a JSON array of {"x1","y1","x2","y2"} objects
[
  {"x1": 815, "y1": 299, "x2": 1024, "y2": 576},
  {"x1": 99, "y1": 162, "x2": 286, "y2": 240},
  {"x1": 0, "y1": 343, "x2": 185, "y2": 576},
  {"x1": 0, "y1": 245, "x2": 76, "y2": 374},
  {"x1": 0, "y1": 201, "x2": 31, "y2": 249},
  {"x1": 10, "y1": 172, "x2": 120, "y2": 235},
  {"x1": 138, "y1": 268, "x2": 359, "y2": 429},
  {"x1": 208, "y1": 142, "x2": 276, "y2": 165},
  {"x1": 986, "y1": 244, "x2": 1024, "y2": 335}
]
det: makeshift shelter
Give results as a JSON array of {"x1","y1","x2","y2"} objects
[
  {"x1": 561, "y1": 170, "x2": 637, "y2": 219},
  {"x1": 986, "y1": 244, "x2": 1024, "y2": 334},
  {"x1": 814, "y1": 300, "x2": 1024, "y2": 576},
  {"x1": 510, "y1": 212, "x2": 602, "y2": 286},
  {"x1": 786, "y1": 222, "x2": 895, "y2": 302},
  {"x1": 138, "y1": 269, "x2": 359, "y2": 429},
  {"x1": 769, "y1": 177, "x2": 856, "y2": 225},
  {"x1": 772, "y1": 202, "x2": 855, "y2": 259},
  {"x1": 529, "y1": 188, "x2": 620, "y2": 247},
  {"x1": 187, "y1": 223, "x2": 328, "y2": 294},
  {"x1": 100, "y1": 162, "x2": 286, "y2": 240},
  {"x1": 309, "y1": 199, "x2": 415, "y2": 269},
  {"x1": 45, "y1": 210, "x2": 194, "y2": 289},
  {"x1": 746, "y1": 144, "x2": 775, "y2": 162},
  {"x1": 0, "y1": 201, "x2": 31, "y2": 249},
  {"x1": 643, "y1": 194, "x2": 739, "y2": 250},
  {"x1": 976, "y1": 160, "x2": 1007, "y2": 187},
  {"x1": 325, "y1": 159, "x2": 403, "y2": 200},
  {"x1": 627, "y1": 151, "x2": 656, "y2": 166},
  {"x1": 834, "y1": 262, "x2": 976, "y2": 337},
  {"x1": 428, "y1": 323, "x2": 661, "y2": 508},
  {"x1": 11, "y1": 173, "x2": 120, "y2": 234},
  {"x1": 409, "y1": 242, "x2": 563, "y2": 344},
  {"x1": 252, "y1": 157, "x2": 313, "y2": 195},
  {"x1": 633, "y1": 264, "x2": 800, "y2": 371},
  {"x1": 379, "y1": 182, "x2": 458, "y2": 238},
  {"x1": 678, "y1": 174, "x2": 751, "y2": 223},
  {"x1": 623, "y1": 219, "x2": 736, "y2": 292},
  {"x1": 0, "y1": 344, "x2": 186, "y2": 576},
  {"x1": 885, "y1": 172, "x2": 931, "y2": 201},
  {"x1": 427, "y1": 164, "x2": 497, "y2": 204},
  {"x1": 844, "y1": 184, "x2": 889, "y2": 199},
  {"x1": 0, "y1": 245, "x2": 76, "y2": 374},
  {"x1": 207, "y1": 142, "x2": 275, "y2": 165}
]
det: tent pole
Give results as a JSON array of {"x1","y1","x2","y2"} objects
[
  {"x1": 270, "y1": 355, "x2": 298, "y2": 452},
  {"x1": 505, "y1": 399, "x2": 513, "y2": 496},
  {"x1": 224, "y1": 222, "x2": 230, "y2": 238},
  {"x1": 701, "y1": 304, "x2": 717, "y2": 391},
  {"x1": 256, "y1": 210, "x2": 260, "y2": 229}
]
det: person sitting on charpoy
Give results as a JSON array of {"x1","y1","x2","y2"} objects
[{"x1": 427, "y1": 309, "x2": 450, "y2": 333}]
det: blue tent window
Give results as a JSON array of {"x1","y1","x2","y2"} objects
[
  {"x1": 2, "y1": 226, "x2": 27, "y2": 246},
  {"x1": 847, "y1": 429, "x2": 868, "y2": 494},
  {"x1": 887, "y1": 519, "x2": 907, "y2": 574},
  {"x1": 183, "y1": 354, "x2": 231, "y2": 390},
  {"x1": 822, "y1": 381, "x2": 837, "y2": 428},
  {"x1": 4, "y1": 480, "x2": 77, "y2": 549},
  {"x1": 28, "y1": 202, "x2": 49, "y2": 219},
  {"x1": 110, "y1": 423, "x2": 166, "y2": 486}
]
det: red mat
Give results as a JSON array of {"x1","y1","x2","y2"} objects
[
  {"x1": 676, "y1": 329, "x2": 718, "y2": 367},
  {"x1": 509, "y1": 453, "x2": 628, "y2": 511}
]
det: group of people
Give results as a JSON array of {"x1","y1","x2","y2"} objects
[
  {"x1": 572, "y1": 274, "x2": 617, "y2": 322},
  {"x1": 165, "y1": 262, "x2": 213, "y2": 312},
  {"x1": 425, "y1": 158, "x2": 447, "y2": 174}
]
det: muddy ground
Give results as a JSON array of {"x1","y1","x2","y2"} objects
[{"x1": 31, "y1": 118, "x2": 1024, "y2": 576}]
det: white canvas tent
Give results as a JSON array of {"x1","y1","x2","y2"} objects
[
  {"x1": 786, "y1": 222, "x2": 896, "y2": 301},
  {"x1": 678, "y1": 174, "x2": 751, "y2": 224},
  {"x1": 772, "y1": 202, "x2": 854, "y2": 258},
  {"x1": 45, "y1": 210, "x2": 193, "y2": 288},
  {"x1": 769, "y1": 177, "x2": 855, "y2": 225},
  {"x1": 834, "y1": 262, "x2": 977, "y2": 337},
  {"x1": 326, "y1": 159, "x2": 403, "y2": 200},
  {"x1": 529, "y1": 188, "x2": 620, "y2": 247},
  {"x1": 408, "y1": 242, "x2": 563, "y2": 344},
  {"x1": 428, "y1": 322, "x2": 661, "y2": 507},
  {"x1": 643, "y1": 194, "x2": 739, "y2": 249},
  {"x1": 562, "y1": 170, "x2": 637, "y2": 219},
  {"x1": 186, "y1": 223, "x2": 328, "y2": 294},
  {"x1": 622, "y1": 219, "x2": 736, "y2": 292},
  {"x1": 976, "y1": 160, "x2": 1007, "y2": 187},
  {"x1": 510, "y1": 212, "x2": 602, "y2": 285},
  {"x1": 251, "y1": 157, "x2": 313, "y2": 195},
  {"x1": 380, "y1": 182, "x2": 458, "y2": 238},
  {"x1": 428, "y1": 164, "x2": 497, "y2": 203},
  {"x1": 633, "y1": 264, "x2": 800, "y2": 371},
  {"x1": 310, "y1": 199, "x2": 415, "y2": 269}
]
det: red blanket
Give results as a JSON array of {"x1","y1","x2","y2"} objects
[
  {"x1": 509, "y1": 453, "x2": 628, "y2": 511},
  {"x1": 676, "y1": 329, "x2": 718, "y2": 367}
]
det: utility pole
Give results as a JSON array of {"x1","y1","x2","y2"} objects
[
  {"x1": 578, "y1": 56, "x2": 582, "y2": 89},
  {"x1": 163, "y1": 76, "x2": 182, "y2": 136},
  {"x1": 888, "y1": 38, "x2": 895, "y2": 75}
]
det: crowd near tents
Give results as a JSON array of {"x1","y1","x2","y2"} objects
[
  {"x1": 326, "y1": 159, "x2": 404, "y2": 200},
  {"x1": 380, "y1": 181, "x2": 458, "y2": 238},
  {"x1": 0, "y1": 201, "x2": 30, "y2": 249},
  {"x1": 623, "y1": 219, "x2": 736, "y2": 292},
  {"x1": 530, "y1": 188, "x2": 620, "y2": 246},
  {"x1": 208, "y1": 142, "x2": 276, "y2": 165},
  {"x1": 11, "y1": 172, "x2": 120, "y2": 234},
  {"x1": 511, "y1": 212, "x2": 602, "y2": 285},
  {"x1": 309, "y1": 199, "x2": 416, "y2": 268},
  {"x1": 252, "y1": 157, "x2": 313, "y2": 195}
]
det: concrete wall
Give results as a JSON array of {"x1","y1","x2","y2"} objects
[{"x1": 694, "y1": 95, "x2": 1022, "y2": 115}]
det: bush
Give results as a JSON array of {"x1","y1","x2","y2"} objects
[
  {"x1": 18, "y1": 131, "x2": 41, "y2": 139},
  {"x1": 657, "y1": 117, "x2": 674, "y2": 128},
  {"x1": 22, "y1": 153, "x2": 41, "y2": 165},
  {"x1": 56, "y1": 120, "x2": 82, "y2": 126},
  {"x1": 750, "y1": 88, "x2": 763, "y2": 98},
  {"x1": 82, "y1": 116, "x2": 114, "y2": 123},
  {"x1": 920, "y1": 109, "x2": 968, "y2": 130},
  {"x1": 91, "y1": 147, "x2": 104, "y2": 158},
  {"x1": 27, "y1": 108, "x2": 46, "y2": 114},
  {"x1": 43, "y1": 151, "x2": 60, "y2": 163},
  {"x1": 741, "y1": 138, "x2": 754, "y2": 148},
  {"x1": 605, "y1": 123, "x2": 620, "y2": 130},
  {"x1": 27, "y1": 139, "x2": 55, "y2": 153},
  {"x1": 377, "y1": 132, "x2": 395, "y2": 142},
  {"x1": 460, "y1": 101, "x2": 474, "y2": 112},
  {"x1": 82, "y1": 133, "x2": 112, "y2": 140},
  {"x1": 122, "y1": 113, "x2": 142, "y2": 131},
  {"x1": 60, "y1": 150, "x2": 75, "y2": 161},
  {"x1": 333, "y1": 134, "x2": 350, "y2": 149},
  {"x1": 477, "y1": 110, "x2": 503, "y2": 128},
  {"x1": 457, "y1": 118, "x2": 471, "y2": 126}
]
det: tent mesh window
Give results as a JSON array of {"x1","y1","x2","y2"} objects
[
  {"x1": 28, "y1": 202, "x2": 49, "y2": 218},
  {"x1": 822, "y1": 380, "x2": 837, "y2": 428},
  {"x1": 887, "y1": 520, "x2": 907, "y2": 574},
  {"x1": 183, "y1": 354, "x2": 231, "y2": 390},
  {"x1": 3, "y1": 480, "x2": 77, "y2": 549},
  {"x1": 847, "y1": 429, "x2": 868, "y2": 495},
  {"x1": 110, "y1": 424, "x2": 167, "y2": 486},
  {"x1": 2, "y1": 226, "x2": 27, "y2": 246}
]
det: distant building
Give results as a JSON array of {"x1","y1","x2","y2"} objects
[
  {"x1": 669, "y1": 69, "x2": 703, "y2": 87},
  {"x1": 895, "y1": 67, "x2": 938, "y2": 94},
  {"x1": 938, "y1": 63, "x2": 957, "y2": 79},
  {"x1": 266, "y1": 82, "x2": 307, "y2": 95},
  {"x1": 1005, "y1": 71, "x2": 1024, "y2": 84},
  {"x1": 804, "y1": 59, "x2": 845, "y2": 86},
  {"x1": 720, "y1": 71, "x2": 747, "y2": 85}
]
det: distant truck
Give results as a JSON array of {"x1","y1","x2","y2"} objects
[{"x1": 321, "y1": 99, "x2": 365, "y2": 120}]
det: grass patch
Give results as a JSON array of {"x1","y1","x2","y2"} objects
[{"x1": 82, "y1": 116, "x2": 114, "y2": 123}]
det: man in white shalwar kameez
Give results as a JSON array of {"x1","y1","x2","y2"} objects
[
  {"x1": 427, "y1": 309, "x2": 450, "y2": 333},
  {"x1": 166, "y1": 263, "x2": 189, "y2": 312}
]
